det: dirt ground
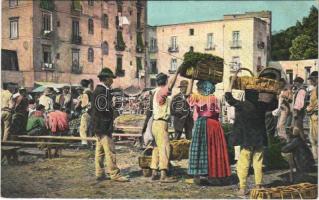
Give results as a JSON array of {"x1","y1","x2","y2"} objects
[{"x1": 1, "y1": 142, "x2": 317, "y2": 199}]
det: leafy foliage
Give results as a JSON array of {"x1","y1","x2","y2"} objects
[
  {"x1": 290, "y1": 35, "x2": 318, "y2": 60},
  {"x1": 180, "y1": 52, "x2": 223, "y2": 71},
  {"x1": 271, "y1": 6, "x2": 318, "y2": 60}
]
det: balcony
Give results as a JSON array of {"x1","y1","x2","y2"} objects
[
  {"x1": 71, "y1": 65, "x2": 83, "y2": 74},
  {"x1": 229, "y1": 63, "x2": 241, "y2": 72},
  {"x1": 205, "y1": 45, "x2": 216, "y2": 51},
  {"x1": 70, "y1": 3, "x2": 82, "y2": 15},
  {"x1": 168, "y1": 69, "x2": 177, "y2": 74},
  {"x1": 42, "y1": 63, "x2": 55, "y2": 71},
  {"x1": 71, "y1": 35, "x2": 82, "y2": 45},
  {"x1": 230, "y1": 40, "x2": 242, "y2": 49},
  {"x1": 116, "y1": 69, "x2": 125, "y2": 77},
  {"x1": 41, "y1": 30, "x2": 54, "y2": 39},
  {"x1": 149, "y1": 46, "x2": 158, "y2": 53},
  {"x1": 168, "y1": 46, "x2": 179, "y2": 53}
]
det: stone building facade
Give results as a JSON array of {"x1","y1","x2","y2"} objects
[
  {"x1": 146, "y1": 11, "x2": 271, "y2": 97},
  {"x1": 269, "y1": 59, "x2": 318, "y2": 84},
  {"x1": 2, "y1": 0, "x2": 147, "y2": 90}
]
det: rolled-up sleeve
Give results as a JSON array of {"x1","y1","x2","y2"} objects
[{"x1": 293, "y1": 89, "x2": 306, "y2": 110}]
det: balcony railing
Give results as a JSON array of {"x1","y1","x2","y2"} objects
[
  {"x1": 42, "y1": 62, "x2": 55, "y2": 71},
  {"x1": 149, "y1": 46, "x2": 158, "y2": 53},
  {"x1": 168, "y1": 46, "x2": 179, "y2": 53},
  {"x1": 71, "y1": 3, "x2": 82, "y2": 15},
  {"x1": 168, "y1": 69, "x2": 177, "y2": 74},
  {"x1": 116, "y1": 69, "x2": 125, "y2": 77},
  {"x1": 149, "y1": 68, "x2": 158, "y2": 74},
  {"x1": 71, "y1": 35, "x2": 82, "y2": 44},
  {"x1": 230, "y1": 40, "x2": 242, "y2": 49},
  {"x1": 41, "y1": 30, "x2": 54, "y2": 39},
  {"x1": 229, "y1": 63, "x2": 241, "y2": 72},
  {"x1": 71, "y1": 65, "x2": 83, "y2": 74},
  {"x1": 205, "y1": 45, "x2": 216, "y2": 51}
]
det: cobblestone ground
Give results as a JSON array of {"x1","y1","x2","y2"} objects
[{"x1": 1, "y1": 143, "x2": 317, "y2": 198}]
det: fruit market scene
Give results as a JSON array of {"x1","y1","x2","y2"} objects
[{"x1": 1, "y1": 0, "x2": 318, "y2": 199}]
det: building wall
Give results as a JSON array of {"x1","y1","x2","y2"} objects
[
  {"x1": 268, "y1": 59, "x2": 318, "y2": 83},
  {"x1": 151, "y1": 16, "x2": 269, "y2": 97},
  {"x1": 1, "y1": 0, "x2": 35, "y2": 87},
  {"x1": 2, "y1": 0, "x2": 147, "y2": 90}
]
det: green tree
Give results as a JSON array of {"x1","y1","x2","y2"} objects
[
  {"x1": 271, "y1": 6, "x2": 318, "y2": 60},
  {"x1": 289, "y1": 34, "x2": 317, "y2": 60}
]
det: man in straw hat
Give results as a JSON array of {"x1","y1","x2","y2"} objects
[
  {"x1": 306, "y1": 71, "x2": 318, "y2": 161},
  {"x1": 171, "y1": 80, "x2": 193, "y2": 140},
  {"x1": 91, "y1": 67, "x2": 129, "y2": 182}
]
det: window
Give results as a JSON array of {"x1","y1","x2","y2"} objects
[
  {"x1": 40, "y1": 0, "x2": 54, "y2": 10},
  {"x1": 257, "y1": 56, "x2": 261, "y2": 66},
  {"x1": 189, "y1": 28, "x2": 194, "y2": 36},
  {"x1": 88, "y1": 0, "x2": 94, "y2": 6},
  {"x1": 102, "y1": 14, "x2": 108, "y2": 28},
  {"x1": 231, "y1": 31, "x2": 241, "y2": 47},
  {"x1": 305, "y1": 66, "x2": 311, "y2": 80},
  {"x1": 71, "y1": 0, "x2": 81, "y2": 11},
  {"x1": 42, "y1": 45, "x2": 53, "y2": 69},
  {"x1": 72, "y1": 19, "x2": 80, "y2": 37},
  {"x1": 72, "y1": 49, "x2": 80, "y2": 69},
  {"x1": 9, "y1": 0, "x2": 18, "y2": 8},
  {"x1": 137, "y1": 10, "x2": 141, "y2": 29},
  {"x1": 206, "y1": 33, "x2": 214, "y2": 49},
  {"x1": 101, "y1": 41, "x2": 109, "y2": 55},
  {"x1": 42, "y1": 12, "x2": 52, "y2": 32},
  {"x1": 150, "y1": 38, "x2": 157, "y2": 51},
  {"x1": 231, "y1": 56, "x2": 240, "y2": 71},
  {"x1": 9, "y1": 17, "x2": 19, "y2": 39},
  {"x1": 136, "y1": 57, "x2": 143, "y2": 78},
  {"x1": 88, "y1": 48, "x2": 94, "y2": 62},
  {"x1": 1, "y1": 49, "x2": 19, "y2": 71},
  {"x1": 170, "y1": 36, "x2": 177, "y2": 49},
  {"x1": 170, "y1": 59, "x2": 177, "y2": 72},
  {"x1": 286, "y1": 70, "x2": 293, "y2": 85},
  {"x1": 150, "y1": 59, "x2": 157, "y2": 74},
  {"x1": 116, "y1": 55, "x2": 124, "y2": 76},
  {"x1": 88, "y1": 18, "x2": 94, "y2": 34}
]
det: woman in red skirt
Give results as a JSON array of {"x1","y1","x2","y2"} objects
[{"x1": 187, "y1": 79, "x2": 231, "y2": 184}]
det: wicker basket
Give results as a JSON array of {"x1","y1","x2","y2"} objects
[
  {"x1": 170, "y1": 139, "x2": 191, "y2": 160},
  {"x1": 250, "y1": 183, "x2": 318, "y2": 199},
  {"x1": 180, "y1": 60, "x2": 224, "y2": 84},
  {"x1": 230, "y1": 68, "x2": 280, "y2": 93},
  {"x1": 138, "y1": 155, "x2": 152, "y2": 169}
]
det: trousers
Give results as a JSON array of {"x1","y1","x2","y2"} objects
[
  {"x1": 95, "y1": 135, "x2": 120, "y2": 178},
  {"x1": 237, "y1": 147, "x2": 263, "y2": 189},
  {"x1": 150, "y1": 120, "x2": 170, "y2": 170}
]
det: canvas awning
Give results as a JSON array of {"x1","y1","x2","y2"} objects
[
  {"x1": 123, "y1": 85, "x2": 143, "y2": 97},
  {"x1": 32, "y1": 82, "x2": 80, "y2": 93}
]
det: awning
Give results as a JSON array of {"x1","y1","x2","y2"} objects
[
  {"x1": 123, "y1": 85, "x2": 143, "y2": 97},
  {"x1": 32, "y1": 82, "x2": 80, "y2": 93}
]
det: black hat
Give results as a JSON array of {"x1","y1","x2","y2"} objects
[
  {"x1": 293, "y1": 77, "x2": 304, "y2": 84},
  {"x1": 308, "y1": 71, "x2": 318, "y2": 80},
  {"x1": 156, "y1": 73, "x2": 168, "y2": 86},
  {"x1": 98, "y1": 68, "x2": 116, "y2": 78}
]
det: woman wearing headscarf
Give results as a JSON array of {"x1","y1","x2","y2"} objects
[{"x1": 186, "y1": 79, "x2": 231, "y2": 184}]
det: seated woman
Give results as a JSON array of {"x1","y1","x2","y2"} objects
[
  {"x1": 26, "y1": 104, "x2": 48, "y2": 136},
  {"x1": 187, "y1": 79, "x2": 231, "y2": 185},
  {"x1": 46, "y1": 103, "x2": 69, "y2": 136}
]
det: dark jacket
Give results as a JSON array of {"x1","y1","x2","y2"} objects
[
  {"x1": 91, "y1": 84, "x2": 114, "y2": 136},
  {"x1": 225, "y1": 92, "x2": 276, "y2": 148},
  {"x1": 170, "y1": 92, "x2": 193, "y2": 132}
]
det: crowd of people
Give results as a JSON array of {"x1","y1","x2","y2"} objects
[{"x1": 1, "y1": 66, "x2": 318, "y2": 192}]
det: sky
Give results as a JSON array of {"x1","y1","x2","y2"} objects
[{"x1": 147, "y1": 1, "x2": 317, "y2": 32}]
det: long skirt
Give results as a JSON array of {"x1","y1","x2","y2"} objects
[{"x1": 188, "y1": 117, "x2": 231, "y2": 178}]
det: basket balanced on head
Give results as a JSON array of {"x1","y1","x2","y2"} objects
[{"x1": 180, "y1": 52, "x2": 224, "y2": 84}]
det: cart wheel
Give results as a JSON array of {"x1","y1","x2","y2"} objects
[{"x1": 142, "y1": 168, "x2": 151, "y2": 177}]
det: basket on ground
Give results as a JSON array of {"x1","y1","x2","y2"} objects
[{"x1": 250, "y1": 183, "x2": 318, "y2": 199}]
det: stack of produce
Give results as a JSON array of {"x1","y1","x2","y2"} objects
[
  {"x1": 232, "y1": 76, "x2": 280, "y2": 93},
  {"x1": 180, "y1": 52, "x2": 224, "y2": 84}
]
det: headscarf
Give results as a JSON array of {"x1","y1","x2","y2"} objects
[{"x1": 196, "y1": 80, "x2": 215, "y2": 96}]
